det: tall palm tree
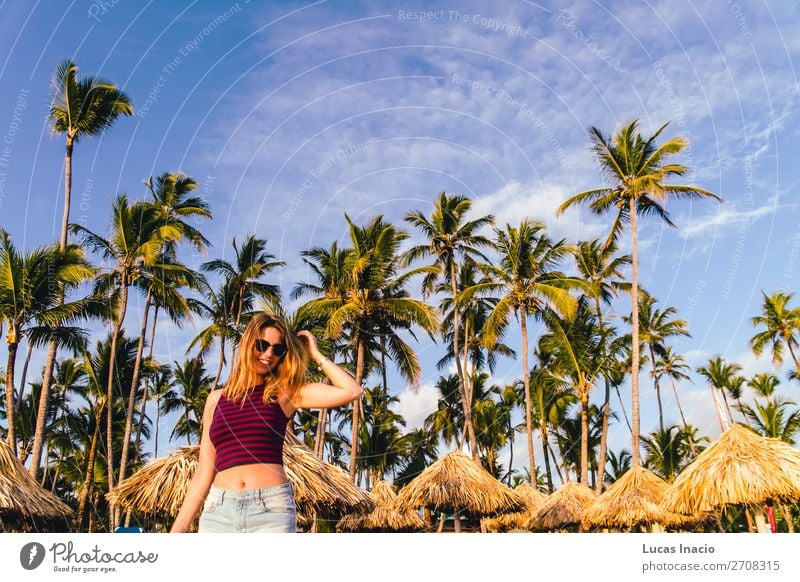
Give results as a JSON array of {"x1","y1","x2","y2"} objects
[
  {"x1": 464, "y1": 219, "x2": 583, "y2": 478},
  {"x1": 39, "y1": 60, "x2": 132, "y2": 476},
  {"x1": 71, "y1": 195, "x2": 177, "y2": 513},
  {"x1": 424, "y1": 374, "x2": 465, "y2": 448},
  {"x1": 750, "y1": 291, "x2": 800, "y2": 376},
  {"x1": 0, "y1": 230, "x2": 96, "y2": 458},
  {"x1": 402, "y1": 192, "x2": 494, "y2": 459},
  {"x1": 299, "y1": 215, "x2": 438, "y2": 481},
  {"x1": 632, "y1": 293, "x2": 691, "y2": 432},
  {"x1": 202, "y1": 234, "x2": 283, "y2": 331},
  {"x1": 395, "y1": 428, "x2": 439, "y2": 488},
  {"x1": 558, "y1": 119, "x2": 719, "y2": 467}
]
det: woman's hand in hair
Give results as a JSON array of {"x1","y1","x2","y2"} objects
[{"x1": 296, "y1": 330, "x2": 322, "y2": 362}]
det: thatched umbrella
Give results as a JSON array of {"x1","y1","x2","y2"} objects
[
  {"x1": 0, "y1": 439, "x2": 71, "y2": 530},
  {"x1": 481, "y1": 483, "x2": 546, "y2": 532},
  {"x1": 582, "y1": 466, "x2": 702, "y2": 532},
  {"x1": 661, "y1": 423, "x2": 800, "y2": 532},
  {"x1": 527, "y1": 482, "x2": 596, "y2": 532},
  {"x1": 394, "y1": 451, "x2": 523, "y2": 532},
  {"x1": 108, "y1": 435, "x2": 373, "y2": 528},
  {"x1": 337, "y1": 480, "x2": 425, "y2": 532}
]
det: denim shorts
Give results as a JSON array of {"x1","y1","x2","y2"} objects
[{"x1": 197, "y1": 482, "x2": 297, "y2": 533}]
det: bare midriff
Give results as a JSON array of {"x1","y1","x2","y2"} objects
[{"x1": 212, "y1": 463, "x2": 289, "y2": 490}]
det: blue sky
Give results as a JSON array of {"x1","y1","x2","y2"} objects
[{"x1": 1, "y1": 0, "x2": 799, "y2": 473}]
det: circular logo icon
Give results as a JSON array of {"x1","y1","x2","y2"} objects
[{"x1": 20, "y1": 542, "x2": 46, "y2": 570}]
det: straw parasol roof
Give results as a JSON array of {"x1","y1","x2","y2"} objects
[
  {"x1": 582, "y1": 466, "x2": 698, "y2": 530},
  {"x1": 106, "y1": 445, "x2": 199, "y2": 518},
  {"x1": 482, "y1": 483, "x2": 546, "y2": 532},
  {"x1": 282, "y1": 433, "x2": 374, "y2": 517},
  {"x1": 336, "y1": 480, "x2": 425, "y2": 532},
  {"x1": 0, "y1": 439, "x2": 71, "y2": 524},
  {"x1": 661, "y1": 423, "x2": 800, "y2": 515},
  {"x1": 394, "y1": 451, "x2": 523, "y2": 516},
  {"x1": 108, "y1": 435, "x2": 374, "y2": 519},
  {"x1": 662, "y1": 424, "x2": 800, "y2": 513},
  {"x1": 527, "y1": 482, "x2": 596, "y2": 531}
]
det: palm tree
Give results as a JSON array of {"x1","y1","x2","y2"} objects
[
  {"x1": 464, "y1": 219, "x2": 582, "y2": 480},
  {"x1": 38, "y1": 60, "x2": 132, "y2": 477},
  {"x1": 558, "y1": 119, "x2": 719, "y2": 467},
  {"x1": 202, "y1": 234, "x2": 283, "y2": 331},
  {"x1": 396, "y1": 428, "x2": 439, "y2": 488},
  {"x1": 188, "y1": 277, "x2": 240, "y2": 389},
  {"x1": 539, "y1": 302, "x2": 615, "y2": 485},
  {"x1": 71, "y1": 195, "x2": 177, "y2": 513},
  {"x1": 528, "y1": 359, "x2": 577, "y2": 491},
  {"x1": 0, "y1": 230, "x2": 96, "y2": 458},
  {"x1": 737, "y1": 397, "x2": 800, "y2": 443},
  {"x1": 299, "y1": 215, "x2": 438, "y2": 481},
  {"x1": 632, "y1": 294, "x2": 691, "y2": 432},
  {"x1": 402, "y1": 192, "x2": 494, "y2": 459},
  {"x1": 654, "y1": 347, "x2": 693, "y2": 428},
  {"x1": 424, "y1": 374, "x2": 465, "y2": 448},
  {"x1": 146, "y1": 366, "x2": 175, "y2": 457},
  {"x1": 696, "y1": 356, "x2": 743, "y2": 426},
  {"x1": 748, "y1": 372, "x2": 780, "y2": 399},
  {"x1": 164, "y1": 357, "x2": 213, "y2": 445},
  {"x1": 642, "y1": 425, "x2": 693, "y2": 482},
  {"x1": 750, "y1": 291, "x2": 800, "y2": 375},
  {"x1": 355, "y1": 384, "x2": 406, "y2": 486},
  {"x1": 604, "y1": 449, "x2": 631, "y2": 485},
  {"x1": 572, "y1": 238, "x2": 630, "y2": 490}
]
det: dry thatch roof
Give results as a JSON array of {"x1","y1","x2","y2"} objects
[
  {"x1": 527, "y1": 482, "x2": 596, "y2": 531},
  {"x1": 337, "y1": 480, "x2": 425, "y2": 532},
  {"x1": 283, "y1": 434, "x2": 373, "y2": 517},
  {"x1": 394, "y1": 450, "x2": 523, "y2": 516},
  {"x1": 0, "y1": 439, "x2": 71, "y2": 522},
  {"x1": 108, "y1": 435, "x2": 373, "y2": 519},
  {"x1": 482, "y1": 483, "x2": 547, "y2": 532},
  {"x1": 661, "y1": 423, "x2": 800, "y2": 515},
  {"x1": 106, "y1": 446, "x2": 199, "y2": 518},
  {"x1": 582, "y1": 466, "x2": 697, "y2": 530}
]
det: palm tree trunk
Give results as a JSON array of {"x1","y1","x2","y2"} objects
[
  {"x1": 118, "y1": 289, "x2": 152, "y2": 486},
  {"x1": 596, "y1": 377, "x2": 611, "y2": 494},
  {"x1": 76, "y1": 407, "x2": 102, "y2": 531},
  {"x1": 29, "y1": 340, "x2": 57, "y2": 475},
  {"x1": 719, "y1": 390, "x2": 734, "y2": 424},
  {"x1": 629, "y1": 197, "x2": 642, "y2": 467},
  {"x1": 314, "y1": 408, "x2": 328, "y2": 460},
  {"x1": 670, "y1": 377, "x2": 689, "y2": 428},
  {"x1": 547, "y1": 441, "x2": 564, "y2": 484},
  {"x1": 614, "y1": 383, "x2": 632, "y2": 432},
  {"x1": 14, "y1": 341, "x2": 33, "y2": 416},
  {"x1": 540, "y1": 419, "x2": 553, "y2": 493},
  {"x1": 519, "y1": 305, "x2": 537, "y2": 479},
  {"x1": 31, "y1": 136, "x2": 74, "y2": 476},
  {"x1": 60, "y1": 136, "x2": 74, "y2": 249},
  {"x1": 450, "y1": 263, "x2": 478, "y2": 459},
  {"x1": 349, "y1": 340, "x2": 365, "y2": 481},
  {"x1": 106, "y1": 282, "x2": 130, "y2": 529},
  {"x1": 154, "y1": 397, "x2": 161, "y2": 458},
  {"x1": 133, "y1": 385, "x2": 148, "y2": 460},
  {"x1": 580, "y1": 392, "x2": 589, "y2": 485},
  {"x1": 212, "y1": 338, "x2": 225, "y2": 389},
  {"x1": 4, "y1": 337, "x2": 19, "y2": 455},
  {"x1": 650, "y1": 346, "x2": 664, "y2": 433}
]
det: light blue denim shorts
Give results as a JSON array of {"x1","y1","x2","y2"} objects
[{"x1": 197, "y1": 482, "x2": 297, "y2": 533}]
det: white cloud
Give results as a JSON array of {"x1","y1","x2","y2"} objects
[{"x1": 680, "y1": 202, "x2": 776, "y2": 239}]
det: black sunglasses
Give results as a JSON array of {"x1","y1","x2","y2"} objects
[{"x1": 254, "y1": 339, "x2": 288, "y2": 357}]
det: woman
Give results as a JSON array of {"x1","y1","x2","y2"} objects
[{"x1": 170, "y1": 313, "x2": 362, "y2": 533}]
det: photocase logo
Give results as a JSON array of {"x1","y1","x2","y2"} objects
[{"x1": 20, "y1": 542, "x2": 46, "y2": 570}]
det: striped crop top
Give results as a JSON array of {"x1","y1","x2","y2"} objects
[{"x1": 208, "y1": 385, "x2": 290, "y2": 472}]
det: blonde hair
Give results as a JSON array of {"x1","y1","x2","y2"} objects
[{"x1": 223, "y1": 313, "x2": 308, "y2": 405}]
